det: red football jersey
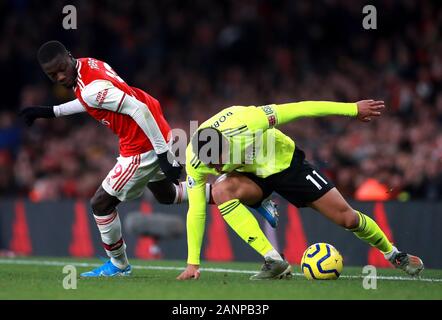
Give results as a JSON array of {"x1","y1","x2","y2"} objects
[{"x1": 73, "y1": 58, "x2": 171, "y2": 157}]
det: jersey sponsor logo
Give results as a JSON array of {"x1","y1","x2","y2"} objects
[
  {"x1": 211, "y1": 111, "x2": 233, "y2": 128},
  {"x1": 187, "y1": 175, "x2": 196, "y2": 188},
  {"x1": 100, "y1": 118, "x2": 110, "y2": 126},
  {"x1": 96, "y1": 89, "x2": 109, "y2": 107}
]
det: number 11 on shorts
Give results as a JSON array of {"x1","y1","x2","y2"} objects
[{"x1": 306, "y1": 170, "x2": 328, "y2": 190}]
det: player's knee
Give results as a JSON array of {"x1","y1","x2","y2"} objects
[
  {"x1": 340, "y1": 208, "x2": 359, "y2": 229},
  {"x1": 152, "y1": 191, "x2": 175, "y2": 204},
  {"x1": 147, "y1": 181, "x2": 176, "y2": 204},
  {"x1": 211, "y1": 183, "x2": 238, "y2": 205},
  {"x1": 90, "y1": 190, "x2": 117, "y2": 215},
  {"x1": 90, "y1": 195, "x2": 102, "y2": 214}
]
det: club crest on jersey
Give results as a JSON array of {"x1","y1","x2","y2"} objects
[
  {"x1": 187, "y1": 176, "x2": 196, "y2": 188},
  {"x1": 88, "y1": 58, "x2": 99, "y2": 70},
  {"x1": 111, "y1": 164, "x2": 123, "y2": 179}
]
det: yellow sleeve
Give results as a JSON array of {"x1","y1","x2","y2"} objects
[
  {"x1": 185, "y1": 155, "x2": 208, "y2": 265},
  {"x1": 256, "y1": 101, "x2": 358, "y2": 128}
]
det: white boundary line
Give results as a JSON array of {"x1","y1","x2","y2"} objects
[{"x1": 0, "y1": 258, "x2": 441, "y2": 283}]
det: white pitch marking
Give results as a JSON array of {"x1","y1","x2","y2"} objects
[{"x1": 0, "y1": 259, "x2": 440, "y2": 283}]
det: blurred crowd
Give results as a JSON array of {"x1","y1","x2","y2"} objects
[{"x1": 0, "y1": 0, "x2": 441, "y2": 201}]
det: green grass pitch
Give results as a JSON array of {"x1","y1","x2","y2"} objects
[{"x1": 0, "y1": 257, "x2": 441, "y2": 300}]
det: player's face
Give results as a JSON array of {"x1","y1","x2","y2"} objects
[{"x1": 41, "y1": 55, "x2": 77, "y2": 88}]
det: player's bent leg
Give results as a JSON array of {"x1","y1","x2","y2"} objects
[
  {"x1": 309, "y1": 188, "x2": 393, "y2": 252},
  {"x1": 90, "y1": 185, "x2": 121, "y2": 215},
  {"x1": 147, "y1": 176, "x2": 213, "y2": 205},
  {"x1": 307, "y1": 187, "x2": 359, "y2": 229},
  {"x1": 309, "y1": 187, "x2": 424, "y2": 276},
  {"x1": 147, "y1": 172, "x2": 274, "y2": 212},
  {"x1": 218, "y1": 198, "x2": 290, "y2": 280},
  {"x1": 211, "y1": 174, "x2": 290, "y2": 279},
  {"x1": 212, "y1": 173, "x2": 279, "y2": 227},
  {"x1": 211, "y1": 172, "x2": 264, "y2": 206},
  {"x1": 147, "y1": 179, "x2": 180, "y2": 204},
  {"x1": 81, "y1": 186, "x2": 132, "y2": 277}
]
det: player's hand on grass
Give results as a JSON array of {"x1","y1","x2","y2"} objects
[
  {"x1": 356, "y1": 100, "x2": 385, "y2": 122},
  {"x1": 177, "y1": 264, "x2": 201, "y2": 280},
  {"x1": 157, "y1": 151, "x2": 183, "y2": 185},
  {"x1": 18, "y1": 106, "x2": 55, "y2": 126}
]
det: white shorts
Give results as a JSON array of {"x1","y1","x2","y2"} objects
[{"x1": 102, "y1": 150, "x2": 166, "y2": 201}]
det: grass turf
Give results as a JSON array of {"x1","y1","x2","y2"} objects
[{"x1": 0, "y1": 257, "x2": 441, "y2": 300}]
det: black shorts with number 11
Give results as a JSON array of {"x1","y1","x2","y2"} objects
[{"x1": 243, "y1": 147, "x2": 335, "y2": 208}]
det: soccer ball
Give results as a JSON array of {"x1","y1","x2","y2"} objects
[{"x1": 301, "y1": 243, "x2": 343, "y2": 280}]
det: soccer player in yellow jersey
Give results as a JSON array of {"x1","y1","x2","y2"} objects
[{"x1": 177, "y1": 100, "x2": 424, "y2": 280}]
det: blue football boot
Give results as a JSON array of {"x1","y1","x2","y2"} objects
[
  {"x1": 80, "y1": 260, "x2": 132, "y2": 277},
  {"x1": 256, "y1": 198, "x2": 279, "y2": 228}
]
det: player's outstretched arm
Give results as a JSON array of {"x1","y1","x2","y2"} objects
[
  {"x1": 19, "y1": 99, "x2": 85, "y2": 126},
  {"x1": 259, "y1": 100, "x2": 385, "y2": 127}
]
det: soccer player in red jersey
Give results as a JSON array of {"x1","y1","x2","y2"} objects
[{"x1": 19, "y1": 41, "x2": 193, "y2": 276}]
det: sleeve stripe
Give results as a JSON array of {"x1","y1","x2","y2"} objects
[
  {"x1": 192, "y1": 160, "x2": 202, "y2": 169},
  {"x1": 116, "y1": 93, "x2": 126, "y2": 113},
  {"x1": 221, "y1": 125, "x2": 247, "y2": 135},
  {"x1": 224, "y1": 127, "x2": 248, "y2": 137},
  {"x1": 190, "y1": 155, "x2": 198, "y2": 166}
]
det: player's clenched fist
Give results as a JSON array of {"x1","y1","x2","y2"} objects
[
  {"x1": 157, "y1": 151, "x2": 183, "y2": 185},
  {"x1": 356, "y1": 100, "x2": 385, "y2": 122},
  {"x1": 18, "y1": 106, "x2": 55, "y2": 126},
  {"x1": 176, "y1": 264, "x2": 201, "y2": 280}
]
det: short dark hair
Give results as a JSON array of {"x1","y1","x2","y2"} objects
[
  {"x1": 191, "y1": 127, "x2": 225, "y2": 164},
  {"x1": 37, "y1": 40, "x2": 69, "y2": 64}
]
